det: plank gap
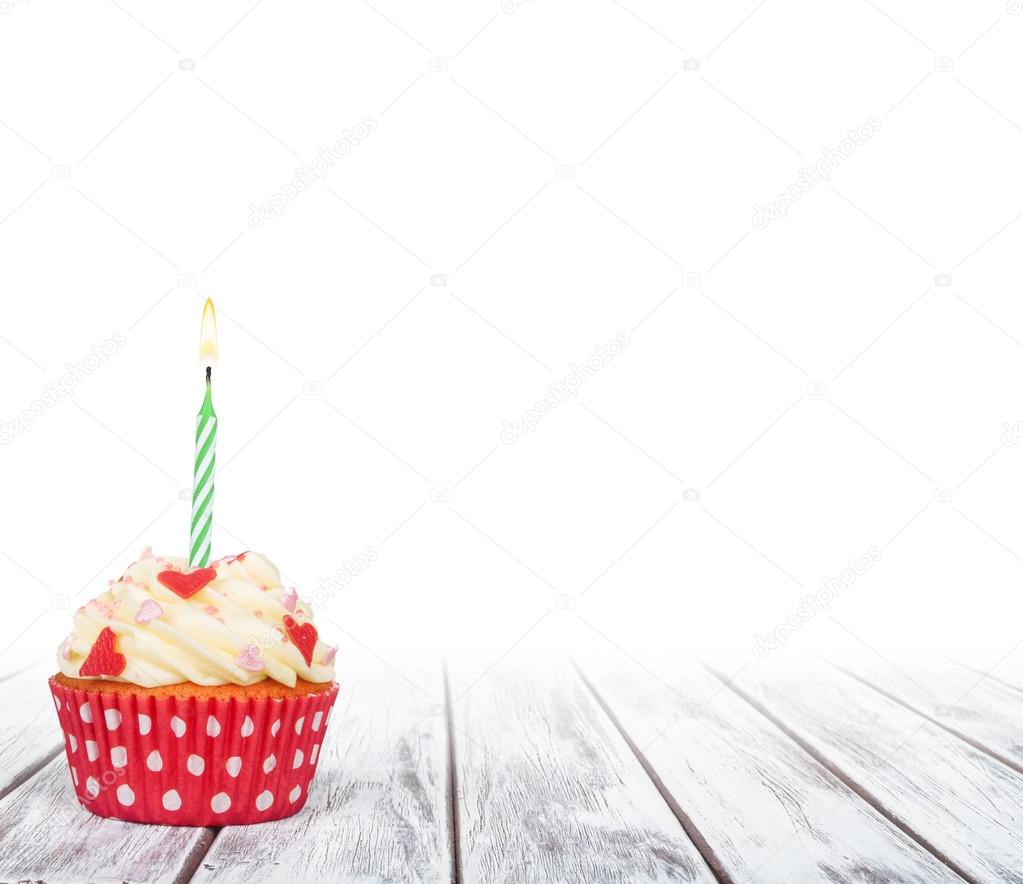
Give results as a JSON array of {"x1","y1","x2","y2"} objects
[
  {"x1": 946, "y1": 654, "x2": 1023, "y2": 696},
  {"x1": 702, "y1": 662, "x2": 978, "y2": 884},
  {"x1": 827, "y1": 658, "x2": 1023, "y2": 778},
  {"x1": 174, "y1": 828, "x2": 218, "y2": 884},
  {"x1": 442, "y1": 661, "x2": 463, "y2": 884},
  {"x1": 0, "y1": 743, "x2": 62, "y2": 802},
  {"x1": 575, "y1": 664, "x2": 735, "y2": 884}
]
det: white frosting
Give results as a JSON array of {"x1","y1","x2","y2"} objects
[{"x1": 57, "y1": 551, "x2": 336, "y2": 688}]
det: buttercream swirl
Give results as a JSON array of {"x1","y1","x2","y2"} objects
[{"x1": 57, "y1": 551, "x2": 336, "y2": 688}]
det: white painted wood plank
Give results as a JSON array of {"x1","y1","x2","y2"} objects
[
  {"x1": 0, "y1": 659, "x2": 64, "y2": 798},
  {"x1": 0, "y1": 754, "x2": 213, "y2": 883},
  {"x1": 450, "y1": 659, "x2": 723, "y2": 883},
  {"x1": 195, "y1": 651, "x2": 451, "y2": 884},
  {"x1": 830, "y1": 653, "x2": 1023, "y2": 773},
  {"x1": 731, "y1": 660, "x2": 1023, "y2": 883},
  {"x1": 583, "y1": 654, "x2": 964, "y2": 883}
]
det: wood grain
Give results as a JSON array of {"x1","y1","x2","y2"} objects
[
  {"x1": 731, "y1": 660, "x2": 1023, "y2": 883},
  {"x1": 0, "y1": 659, "x2": 65, "y2": 798},
  {"x1": 194, "y1": 653, "x2": 452, "y2": 884},
  {"x1": 450, "y1": 659, "x2": 720, "y2": 884},
  {"x1": 830, "y1": 654, "x2": 1023, "y2": 773},
  {"x1": 583, "y1": 654, "x2": 965, "y2": 883},
  {"x1": 0, "y1": 754, "x2": 213, "y2": 883}
]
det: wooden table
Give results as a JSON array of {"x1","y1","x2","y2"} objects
[{"x1": 2, "y1": 650, "x2": 1023, "y2": 883}]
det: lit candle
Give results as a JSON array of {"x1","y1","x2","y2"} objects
[{"x1": 190, "y1": 298, "x2": 218, "y2": 568}]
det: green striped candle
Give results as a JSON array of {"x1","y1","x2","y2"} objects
[{"x1": 190, "y1": 299, "x2": 218, "y2": 568}]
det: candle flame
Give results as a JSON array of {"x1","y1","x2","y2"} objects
[{"x1": 199, "y1": 298, "x2": 218, "y2": 367}]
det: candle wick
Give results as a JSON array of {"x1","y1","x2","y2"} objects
[{"x1": 206, "y1": 365, "x2": 212, "y2": 384}]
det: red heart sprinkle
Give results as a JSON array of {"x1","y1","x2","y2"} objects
[
  {"x1": 283, "y1": 614, "x2": 317, "y2": 667},
  {"x1": 79, "y1": 627, "x2": 126, "y2": 677},
  {"x1": 157, "y1": 567, "x2": 217, "y2": 599}
]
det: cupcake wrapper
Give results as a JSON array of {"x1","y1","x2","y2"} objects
[{"x1": 48, "y1": 676, "x2": 339, "y2": 826}]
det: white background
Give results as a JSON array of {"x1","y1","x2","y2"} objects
[{"x1": 1, "y1": 0, "x2": 1022, "y2": 679}]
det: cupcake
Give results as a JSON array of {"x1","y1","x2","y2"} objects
[{"x1": 50, "y1": 549, "x2": 339, "y2": 825}]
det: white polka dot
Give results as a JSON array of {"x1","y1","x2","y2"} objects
[
  {"x1": 104, "y1": 709, "x2": 122, "y2": 730},
  {"x1": 85, "y1": 776, "x2": 99, "y2": 797},
  {"x1": 68, "y1": 735, "x2": 78, "y2": 752},
  {"x1": 310, "y1": 744, "x2": 319, "y2": 765},
  {"x1": 116, "y1": 784, "x2": 135, "y2": 806},
  {"x1": 170, "y1": 715, "x2": 186, "y2": 737},
  {"x1": 110, "y1": 747, "x2": 127, "y2": 768},
  {"x1": 85, "y1": 740, "x2": 99, "y2": 761},
  {"x1": 137, "y1": 713, "x2": 152, "y2": 735},
  {"x1": 146, "y1": 750, "x2": 163, "y2": 771},
  {"x1": 270, "y1": 719, "x2": 281, "y2": 737},
  {"x1": 71, "y1": 766, "x2": 79, "y2": 786},
  {"x1": 311, "y1": 711, "x2": 323, "y2": 731},
  {"x1": 162, "y1": 789, "x2": 181, "y2": 811},
  {"x1": 255, "y1": 790, "x2": 274, "y2": 811},
  {"x1": 288, "y1": 784, "x2": 301, "y2": 803},
  {"x1": 206, "y1": 716, "x2": 221, "y2": 737},
  {"x1": 292, "y1": 749, "x2": 304, "y2": 768},
  {"x1": 79, "y1": 702, "x2": 93, "y2": 723},
  {"x1": 53, "y1": 695, "x2": 61, "y2": 711},
  {"x1": 187, "y1": 754, "x2": 205, "y2": 775},
  {"x1": 211, "y1": 792, "x2": 231, "y2": 813},
  {"x1": 263, "y1": 753, "x2": 276, "y2": 773},
  {"x1": 225, "y1": 756, "x2": 242, "y2": 777},
  {"x1": 294, "y1": 716, "x2": 304, "y2": 735},
  {"x1": 241, "y1": 715, "x2": 254, "y2": 737}
]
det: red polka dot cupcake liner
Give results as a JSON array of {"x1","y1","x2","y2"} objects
[{"x1": 48, "y1": 676, "x2": 339, "y2": 825}]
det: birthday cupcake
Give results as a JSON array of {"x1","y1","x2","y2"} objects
[{"x1": 49, "y1": 549, "x2": 339, "y2": 825}]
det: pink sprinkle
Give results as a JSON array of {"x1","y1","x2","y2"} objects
[
  {"x1": 235, "y1": 645, "x2": 264, "y2": 671},
  {"x1": 60, "y1": 633, "x2": 75, "y2": 661},
  {"x1": 139, "y1": 546, "x2": 153, "y2": 559},
  {"x1": 281, "y1": 587, "x2": 298, "y2": 612},
  {"x1": 323, "y1": 645, "x2": 338, "y2": 665},
  {"x1": 135, "y1": 599, "x2": 163, "y2": 624},
  {"x1": 204, "y1": 605, "x2": 219, "y2": 615},
  {"x1": 254, "y1": 610, "x2": 263, "y2": 617}
]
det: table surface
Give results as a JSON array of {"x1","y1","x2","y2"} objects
[{"x1": 2, "y1": 650, "x2": 1023, "y2": 883}]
